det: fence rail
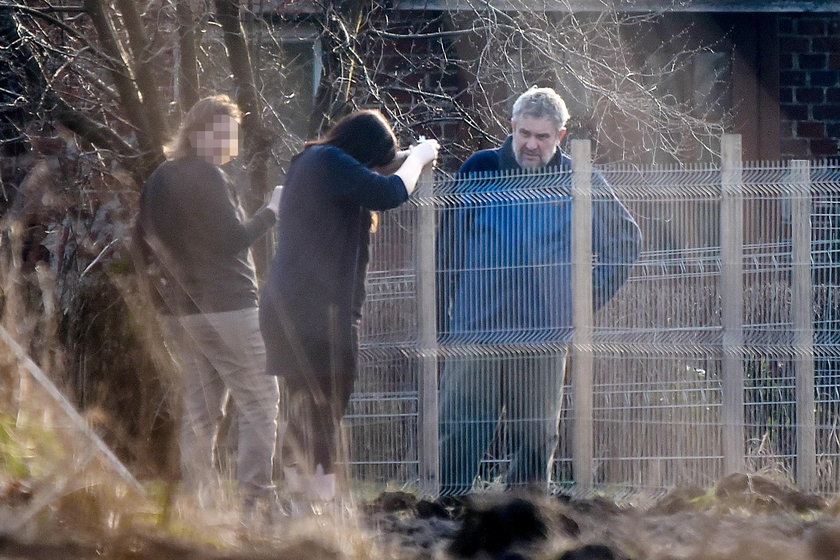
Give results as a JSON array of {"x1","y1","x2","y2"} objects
[{"x1": 345, "y1": 134, "x2": 840, "y2": 496}]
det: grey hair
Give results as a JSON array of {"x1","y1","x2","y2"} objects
[{"x1": 511, "y1": 87, "x2": 570, "y2": 129}]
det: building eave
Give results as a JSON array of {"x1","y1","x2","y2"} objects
[{"x1": 393, "y1": 0, "x2": 840, "y2": 12}]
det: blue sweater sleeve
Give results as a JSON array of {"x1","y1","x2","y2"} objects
[{"x1": 319, "y1": 146, "x2": 409, "y2": 210}]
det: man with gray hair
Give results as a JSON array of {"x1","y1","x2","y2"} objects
[
  {"x1": 437, "y1": 87, "x2": 641, "y2": 494},
  {"x1": 508, "y1": 86, "x2": 571, "y2": 168}
]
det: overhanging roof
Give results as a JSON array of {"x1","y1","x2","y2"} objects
[{"x1": 394, "y1": 0, "x2": 840, "y2": 11}]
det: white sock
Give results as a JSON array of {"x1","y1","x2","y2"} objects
[{"x1": 311, "y1": 464, "x2": 336, "y2": 501}]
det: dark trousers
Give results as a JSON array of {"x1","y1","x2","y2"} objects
[
  {"x1": 438, "y1": 350, "x2": 567, "y2": 495},
  {"x1": 281, "y1": 372, "x2": 354, "y2": 476}
]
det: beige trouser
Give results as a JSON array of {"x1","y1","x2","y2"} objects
[{"x1": 161, "y1": 307, "x2": 280, "y2": 500}]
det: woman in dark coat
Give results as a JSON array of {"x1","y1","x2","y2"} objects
[{"x1": 260, "y1": 110, "x2": 438, "y2": 500}]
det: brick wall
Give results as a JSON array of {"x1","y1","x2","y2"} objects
[
  {"x1": 370, "y1": 11, "x2": 840, "y2": 165},
  {"x1": 360, "y1": 10, "x2": 466, "y2": 172},
  {"x1": 779, "y1": 14, "x2": 840, "y2": 159}
]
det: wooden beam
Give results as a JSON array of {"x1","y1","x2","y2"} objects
[
  {"x1": 0, "y1": 325, "x2": 145, "y2": 495},
  {"x1": 571, "y1": 139, "x2": 594, "y2": 490},
  {"x1": 415, "y1": 168, "x2": 439, "y2": 497},
  {"x1": 790, "y1": 160, "x2": 816, "y2": 491},
  {"x1": 720, "y1": 134, "x2": 745, "y2": 477}
]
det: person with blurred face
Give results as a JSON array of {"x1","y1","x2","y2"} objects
[
  {"x1": 135, "y1": 95, "x2": 283, "y2": 517},
  {"x1": 260, "y1": 109, "x2": 439, "y2": 504},
  {"x1": 437, "y1": 87, "x2": 642, "y2": 495},
  {"x1": 191, "y1": 113, "x2": 240, "y2": 164}
]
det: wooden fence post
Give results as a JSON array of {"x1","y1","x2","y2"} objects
[
  {"x1": 791, "y1": 159, "x2": 816, "y2": 490},
  {"x1": 571, "y1": 139, "x2": 594, "y2": 490},
  {"x1": 721, "y1": 134, "x2": 745, "y2": 476},
  {"x1": 415, "y1": 167, "x2": 439, "y2": 496}
]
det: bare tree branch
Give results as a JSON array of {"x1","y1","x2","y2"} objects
[
  {"x1": 5, "y1": 3, "x2": 89, "y2": 42},
  {"x1": 82, "y1": 0, "x2": 155, "y2": 159},
  {"x1": 0, "y1": 6, "x2": 135, "y2": 164},
  {"x1": 214, "y1": 0, "x2": 271, "y2": 206},
  {"x1": 114, "y1": 0, "x2": 168, "y2": 152}
]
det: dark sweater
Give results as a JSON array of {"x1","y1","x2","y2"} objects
[
  {"x1": 137, "y1": 156, "x2": 276, "y2": 315},
  {"x1": 260, "y1": 145, "x2": 408, "y2": 380}
]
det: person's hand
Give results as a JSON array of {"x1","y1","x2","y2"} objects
[
  {"x1": 267, "y1": 185, "x2": 283, "y2": 216},
  {"x1": 374, "y1": 149, "x2": 411, "y2": 175},
  {"x1": 394, "y1": 138, "x2": 440, "y2": 195},
  {"x1": 409, "y1": 139, "x2": 440, "y2": 168}
]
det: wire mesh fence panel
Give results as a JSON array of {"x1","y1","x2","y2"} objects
[
  {"x1": 587, "y1": 352, "x2": 724, "y2": 491},
  {"x1": 343, "y1": 203, "x2": 423, "y2": 486},
  {"x1": 346, "y1": 153, "x2": 840, "y2": 496},
  {"x1": 811, "y1": 162, "x2": 840, "y2": 494},
  {"x1": 361, "y1": 206, "x2": 420, "y2": 344},
  {"x1": 345, "y1": 349, "x2": 420, "y2": 484},
  {"x1": 588, "y1": 164, "x2": 725, "y2": 491}
]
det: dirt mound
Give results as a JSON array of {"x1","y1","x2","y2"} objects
[
  {"x1": 0, "y1": 479, "x2": 836, "y2": 560},
  {"x1": 360, "y1": 480, "x2": 835, "y2": 560}
]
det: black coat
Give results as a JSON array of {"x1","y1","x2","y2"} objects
[{"x1": 260, "y1": 145, "x2": 408, "y2": 385}]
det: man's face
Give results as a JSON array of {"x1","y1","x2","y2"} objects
[
  {"x1": 192, "y1": 114, "x2": 239, "y2": 165},
  {"x1": 510, "y1": 115, "x2": 566, "y2": 169}
]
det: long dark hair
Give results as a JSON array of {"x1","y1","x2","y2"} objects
[{"x1": 307, "y1": 110, "x2": 397, "y2": 168}]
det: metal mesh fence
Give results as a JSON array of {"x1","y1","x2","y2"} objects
[{"x1": 344, "y1": 149, "x2": 840, "y2": 497}]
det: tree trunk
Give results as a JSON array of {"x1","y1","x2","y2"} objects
[
  {"x1": 175, "y1": 0, "x2": 200, "y2": 113},
  {"x1": 308, "y1": 1, "x2": 370, "y2": 136},
  {"x1": 214, "y1": 0, "x2": 272, "y2": 274},
  {"x1": 83, "y1": 0, "x2": 160, "y2": 178},
  {"x1": 114, "y1": 0, "x2": 168, "y2": 154}
]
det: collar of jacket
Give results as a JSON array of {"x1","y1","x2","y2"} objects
[{"x1": 497, "y1": 135, "x2": 567, "y2": 171}]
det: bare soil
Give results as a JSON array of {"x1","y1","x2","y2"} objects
[{"x1": 1, "y1": 473, "x2": 839, "y2": 560}]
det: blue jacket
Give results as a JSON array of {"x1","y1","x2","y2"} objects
[{"x1": 436, "y1": 136, "x2": 641, "y2": 344}]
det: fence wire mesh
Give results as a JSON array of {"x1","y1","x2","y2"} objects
[{"x1": 344, "y1": 156, "x2": 840, "y2": 497}]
